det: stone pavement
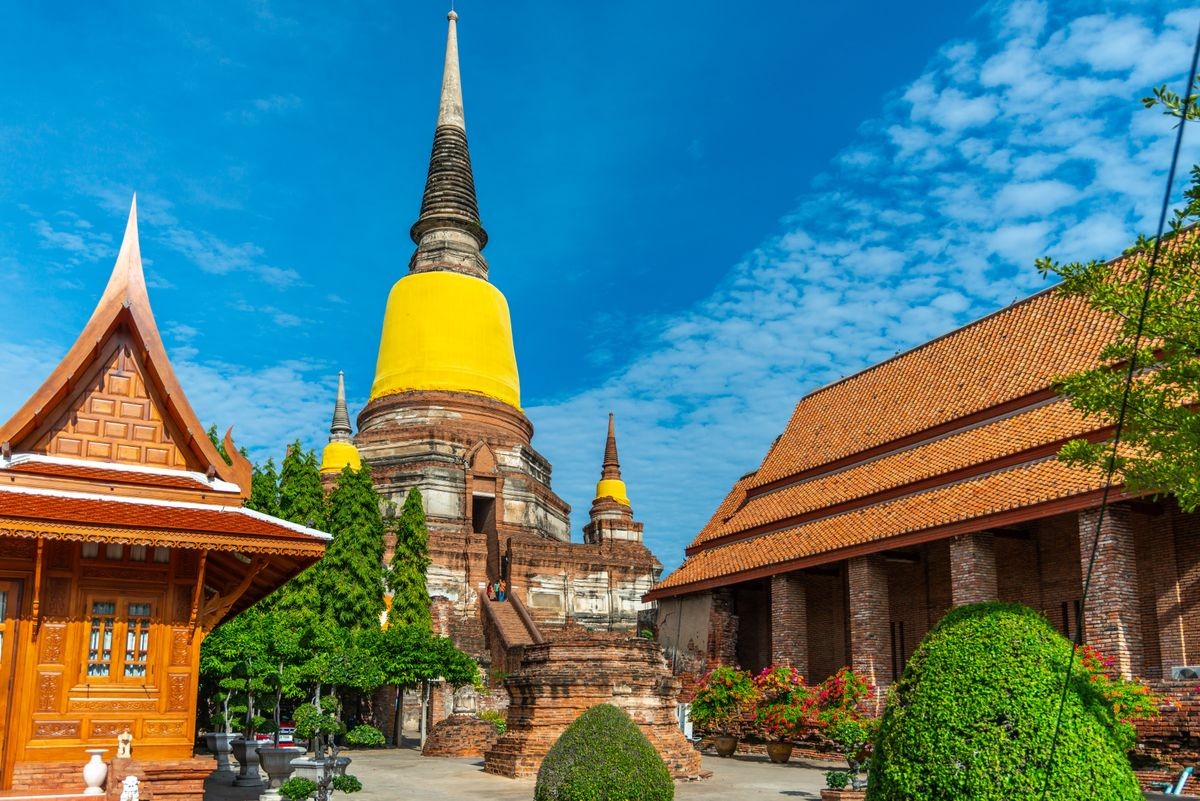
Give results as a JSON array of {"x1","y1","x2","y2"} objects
[{"x1": 202, "y1": 746, "x2": 836, "y2": 800}]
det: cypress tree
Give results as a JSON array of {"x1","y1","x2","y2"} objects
[
  {"x1": 278, "y1": 441, "x2": 327, "y2": 530},
  {"x1": 320, "y1": 465, "x2": 387, "y2": 629},
  {"x1": 246, "y1": 458, "x2": 281, "y2": 517},
  {"x1": 274, "y1": 442, "x2": 328, "y2": 614},
  {"x1": 388, "y1": 487, "x2": 431, "y2": 628}
]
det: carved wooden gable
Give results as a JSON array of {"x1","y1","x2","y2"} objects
[{"x1": 30, "y1": 332, "x2": 194, "y2": 471}]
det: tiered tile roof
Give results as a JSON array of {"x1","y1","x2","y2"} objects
[{"x1": 647, "y1": 282, "x2": 1126, "y2": 600}]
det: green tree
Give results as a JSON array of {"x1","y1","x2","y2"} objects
[
  {"x1": 1038, "y1": 82, "x2": 1200, "y2": 511},
  {"x1": 387, "y1": 487, "x2": 431, "y2": 628},
  {"x1": 320, "y1": 465, "x2": 386, "y2": 629},
  {"x1": 247, "y1": 458, "x2": 281, "y2": 518},
  {"x1": 273, "y1": 442, "x2": 329, "y2": 614},
  {"x1": 206, "y1": 423, "x2": 232, "y2": 465}
]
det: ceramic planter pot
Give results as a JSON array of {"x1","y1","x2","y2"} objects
[
  {"x1": 230, "y1": 738, "x2": 265, "y2": 787},
  {"x1": 204, "y1": 732, "x2": 237, "y2": 773},
  {"x1": 713, "y1": 734, "x2": 738, "y2": 758},
  {"x1": 82, "y1": 749, "x2": 108, "y2": 796},
  {"x1": 257, "y1": 745, "x2": 305, "y2": 788},
  {"x1": 765, "y1": 741, "x2": 793, "y2": 764},
  {"x1": 820, "y1": 790, "x2": 866, "y2": 801}
]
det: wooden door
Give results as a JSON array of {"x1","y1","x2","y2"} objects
[{"x1": 0, "y1": 580, "x2": 20, "y2": 790}]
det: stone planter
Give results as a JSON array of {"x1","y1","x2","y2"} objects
[
  {"x1": 205, "y1": 732, "x2": 237, "y2": 773},
  {"x1": 257, "y1": 745, "x2": 305, "y2": 788},
  {"x1": 820, "y1": 790, "x2": 866, "y2": 801},
  {"x1": 289, "y1": 756, "x2": 332, "y2": 784},
  {"x1": 713, "y1": 735, "x2": 738, "y2": 758},
  {"x1": 765, "y1": 741, "x2": 793, "y2": 764},
  {"x1": 230, "y1": 738, "x2": 265, "y2": 787},
  {"x1": 333, "y1": 756, "x2": 352, "y2": 777}
]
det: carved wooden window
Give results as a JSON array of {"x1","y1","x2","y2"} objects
[
  {"x1": 87, "y1": 601, "x2": 116, "y2": 677},
  {"x1": 84, "y1": 597, "x2": 155, "y2": 683},
  {"x1": 124, "y1": 603, "x2": 151, "y2": 678}
]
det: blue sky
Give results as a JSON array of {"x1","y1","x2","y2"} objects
[{"x1": 0, "y1": 1, "x2": 1196, "y2": 574}]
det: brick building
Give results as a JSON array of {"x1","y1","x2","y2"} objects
[
  {"x1": 647, "y1": 255, "x2": 1199, "y2": 699},
  {"x1": 316, "y1": 11, "x2": 662, "y2": 676}
]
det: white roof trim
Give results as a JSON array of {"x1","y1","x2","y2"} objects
[
  {"x1": 0, "y1": 482, "x2": 331, "y2": 541},
  {"x1": 1, "y1": 452, "x2": 244, "y2": 494}
]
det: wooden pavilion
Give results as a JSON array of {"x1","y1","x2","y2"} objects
[{"x1": 0, "y1": 199, "x2": 327, "y2": 797}]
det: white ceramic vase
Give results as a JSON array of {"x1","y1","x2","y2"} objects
[{"x1": 82, "y1": 748, "x2": 108, "y2": 795}]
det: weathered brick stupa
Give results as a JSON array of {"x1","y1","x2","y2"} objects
[
  {"x1": 483, "y1": 638, "x2": 704, "y2": 779},
  {"x1": 318, "y1": 8, "x2": 667, "y2": 716}
]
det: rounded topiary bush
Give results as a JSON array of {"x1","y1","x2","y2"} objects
[
  {"x1": 868, "y1": 602, "x2": 1141, "y2": 801},
  {"x1": 535, "y1": 703, "x2": 673, "y2": 801}
]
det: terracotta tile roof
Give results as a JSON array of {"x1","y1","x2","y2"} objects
[
  {"x1": 0, "y1": 485, "x2": 327, "y2": 548},
  {"x1": 750, "y1": 289, "x2": 1117, "y2": 489},
  {"x1": 651, "y1": 458, "x2": 1108, "y2": 595},
  {"x1": 690, "y1": 398, "x2": 1095, "y2": 550},
  {"x1": 650, "y1": 284, "x2": 1125, "y2": 599}
]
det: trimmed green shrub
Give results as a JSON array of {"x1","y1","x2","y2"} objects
[
  {"x1": 344, "y1": 724, "x2": 385, "y2": 748},
  {"x1": 278, "y1": 777, "x2": 317, "y2": 801},
  {"x1": 535, "y1": 704, "x2": 673, "y2": 801},
  {"x1": 868, "y1": 602, "x2": 1142, "y2": 801}
]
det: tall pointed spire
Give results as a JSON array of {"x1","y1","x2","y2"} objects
[
  {"x1": 437, "y1": 10, "x2": 465, "y2": 131},
  {"x1": 329, "y1": 371, "x2": 353, "y2": 442},
  {"x1": 602, "y1": 412, "x2": 622, "y2": 480},
  {"x1": 321, "y1": 371, "x2": 361, "y2": 474},
  {"x1": 409, "y1": 9, "x2": 489, "y2": 279},
  {"x1": 593, "y1": 412, "x2": 630, "y2": 507}
]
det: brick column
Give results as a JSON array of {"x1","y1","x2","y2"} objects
[
  {"x1": 707, "y1": 588, "x2": 738, "y2": 668},
  {"x1": 1079, "y1": 505, "x2": 1144, "y2": 678},
  {"x1": 848, "y1": 555, "x2": 891, "y2": 689},
  {"x1": 770, "y1": 573, "x2": 808, "y2": 675},
  {"x1": 949, "y1": 531, "x2": 998, "y2": 606}
]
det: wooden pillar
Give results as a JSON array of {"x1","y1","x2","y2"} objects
[
  {"x1": 770, "y1": 573, "x2": 808, "y2": 675},
  {"x1": 1079, "y1": 506, "x2": 1144, "y2": 679},
  {"x1": 949, "y1": 531, "x2": 998, "y2": 607},
  {"x1": 848, "y1": 555, "x2": 891, "y2": 689}
]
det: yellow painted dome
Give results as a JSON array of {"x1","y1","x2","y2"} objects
[
  {"x1": 595, "y1": 478, "x2": 630, "y2": 507},
  {"x1": 371, "y1": 271, "x2": 521, "y2": 408},
  {"x1": 320, "y1": 441, "x2": 362, "y2": 474}
]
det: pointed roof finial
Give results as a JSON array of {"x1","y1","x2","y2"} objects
[
  {"x1": 602, "y1": 412, "x2": 622, "y2": 481},
  {"x1": 99, "y1": 194, "x2": 148, "y2": 308},
  {"x1": 329, "y1": 371, "x2": 353, "y2": 442}
]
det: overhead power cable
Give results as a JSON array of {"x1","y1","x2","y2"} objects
[{"x1": 1038, "y1": 20, "x2": 1200, "y2": 801}]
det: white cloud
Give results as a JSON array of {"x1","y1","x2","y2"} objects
[{"x1": 526, "y1": 0, "x2": 1200, "y2": 572}]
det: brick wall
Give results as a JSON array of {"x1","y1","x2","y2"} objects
[
  {"x1": 848, "y1": 554, "x2": 891, "y2": 689},
  {"x1": 949, "y1": 531, "x2": 998, "y2": 606},
  {"x1": 886, "y1": 558, "x2": 929, "y2": 678},
  {"x1": 1080, "y1": 505, "x2": 1144, "y2": 678},
  {"x1": 734, "y1": 582, "x2": 771, "y2": 673},
  {"x1": 805, "y1": 571, "x2": 847, "y2": 682},
  {"x1": 770, "y1": 572, "x2": 808, "y2": 674}
]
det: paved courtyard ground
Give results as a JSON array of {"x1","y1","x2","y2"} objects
[{"x1": 204, "y1": 746, "x2": 838, "y2": 800}]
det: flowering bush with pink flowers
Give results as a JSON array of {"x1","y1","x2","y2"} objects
[
  {"x1": 752, "y1": 664, "x2": 813, "y2": 741},
  {"x1": 689, "y1": 666, "x2": 759, "y2": 737},
  {"x1": 1078, "y1": 644, "x2": 1159, "y2": 751}
]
